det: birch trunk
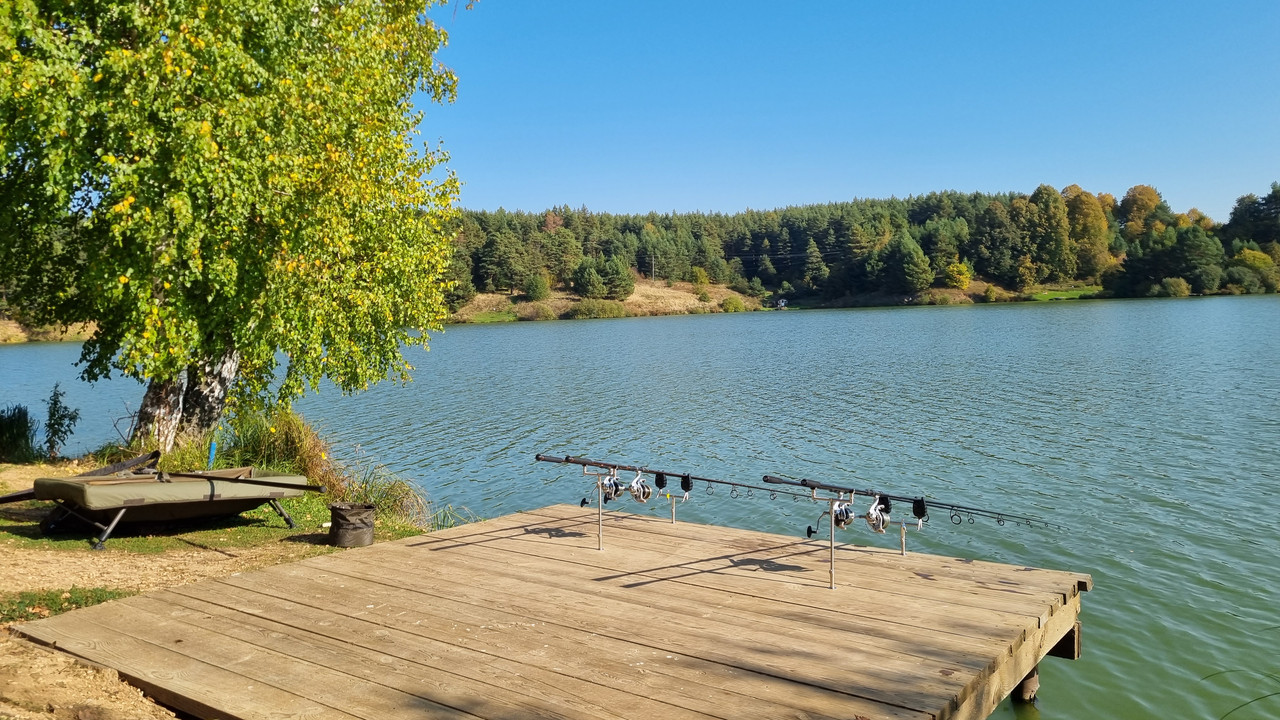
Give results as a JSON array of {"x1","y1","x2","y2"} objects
[
  {"x1": 178, "y1": 349, "x2": 240, "y2": 437},
  {"x1": 133, "y1": 376, "x2": 185, "y2": 452}
]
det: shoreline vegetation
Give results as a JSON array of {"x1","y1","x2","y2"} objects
[
  {"x1": 440, "y1": 184, "x2": 1280, "y2": 324},
  {"x1": 0, "y1": 276, "x2": 1098, "y2": 342},
  {"x1": 449, "y1": 275, "x2": 1102, "y2": 325},
  {"x1": 0, "y1": 276, "x2": 1053, "y2": 341}
]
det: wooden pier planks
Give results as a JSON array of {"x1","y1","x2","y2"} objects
[{"x1": 14, "y1": 504, "x2": 1089, "y2": 720}]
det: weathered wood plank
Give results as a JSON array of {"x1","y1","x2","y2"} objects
[
  {"x1": 366, "y1": 533, "x2": 1020, "y2": 663},
  {"x1": 28, "y1": 599, "x2": 487, "y2": 719},
  {"x1": 417, "y1": 508, "x2": 1068, "y2": 621},
  {"x1": 384, "y1": 513, "x2": 1048, "y2": 642},
  {"x1": 295, "y1": 548, "x2": 975, "y2": 713},
  {"x1": 525, "y1": 504, "x2": 1092, "y2": 602},
  {"x1": 16, "y1": 615, "x2": 361, "y2": 720},
  {"x1": 13, "y1": 505, "x2": 1087, "y2": 720},
  {"x1": 185, "y1": 573, "x2": 917, "y2": 720},
  {"x1": 944, "y1": 593, "x2": 1083, "y2": 720},
  {"x1": 126, "y1": 591, "x2": 681, "y2": 720}
]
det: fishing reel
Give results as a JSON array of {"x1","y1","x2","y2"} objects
[
  {"x1": 806, "y1": 500, "x2": 856, "y2": 537},
  {"x1": 594, "y1": 470, "x2": 624, "y2": 504},
  {"x1": 627, "y1": 471, "x2": 652, "y2": 503},
  {"x1": 865, "y1": 495, "x2": 891, "y2": 534},
  {"x1": 832, "y1": 501, "x2": 855, "y2": 529}
]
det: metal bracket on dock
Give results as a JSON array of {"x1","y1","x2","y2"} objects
[{"x1": 805, "y1": 490, "x2": 925, "y2": 589}]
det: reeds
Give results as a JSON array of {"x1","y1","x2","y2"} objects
[{"x1": 0, "y1": 405, "x2": 39, "y2": 463}]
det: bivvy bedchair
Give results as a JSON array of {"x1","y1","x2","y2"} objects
[{"x1": 0, "y1": 452, "x2": 322, "y2": 549}]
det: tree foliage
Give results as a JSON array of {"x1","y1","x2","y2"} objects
[
  {"x1": 2, "y1": 0, "x2": 461, "y2": 447},
  {"x1": 446, "y1": 182, "x2": 1280, "y2": 303}
]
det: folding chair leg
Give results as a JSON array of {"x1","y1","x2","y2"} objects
[
  {"x1": 269, "y1": 499, "x2": 297, "y2": 529},
  {"x1": 92, "y1": 508, "x2": 128, "y2": 550}
]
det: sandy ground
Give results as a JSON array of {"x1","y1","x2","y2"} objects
[
  {"x1": 0, "y1": 633, "x2": 176, "y2": 720},
  {"x1": 0, "y1": 463, "x2": 315, "y2": 719}
]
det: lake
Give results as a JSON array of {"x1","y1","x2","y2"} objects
[{"x1": 3, "y1": 295, "x2": 1279, "y2": 719}]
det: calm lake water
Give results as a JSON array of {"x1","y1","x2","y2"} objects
[{"x1": 3, "y1": 296, "x2": 1279, "y2": 719}]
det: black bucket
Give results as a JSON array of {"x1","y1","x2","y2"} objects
[{"x1": 328, "y1": 503, "x2": 375, "y2": 547}]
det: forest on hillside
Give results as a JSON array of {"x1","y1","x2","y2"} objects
[{"x1": 443, "y1": 182, "x2": 1280, "y2": 309}]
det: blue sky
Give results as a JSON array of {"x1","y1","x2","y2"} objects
[{"x1": 422, "y1": 1, "x2": 1280, "y2": 222}]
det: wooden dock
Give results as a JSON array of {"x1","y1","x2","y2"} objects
[{"x1": 13, "y1": 504, "x2": 1090, "y2": 719}]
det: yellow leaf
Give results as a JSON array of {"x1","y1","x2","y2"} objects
[{"x1": 119, "y1": 275, "x2": 129, "y2": 283}]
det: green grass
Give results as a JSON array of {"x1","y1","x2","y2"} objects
[
  {"x1": 6, "y1": 407, "x2": 468, "y2": 552},
  {"x1": 1, "y1": 587, "x2": 136, "y2": 624},
  {"x1": 0, "y1": 491, "x2": 428, "y2": 554},
  {"x1": 470, "y1": 309, "x2": 517, "y2": 323},
  {"x1": 5, "y1": 477, "x2": 457, "y2": 554},
  {"x1": 1030, "y1": 285, "x2": 1101, "y2": 301}
]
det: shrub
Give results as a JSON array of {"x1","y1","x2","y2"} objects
[
  {"x1": 1224, "y1": 266, "x2": 1264, "y2": 295},
  {"x1": 1160, "y1": 277, "x2": 1192, "y2": 298},
  {"x1": 697, "y1": 290, "x2": 710, "y2": 303},
  {"x1": 43, "y1": 383, "x2": 80, "y2": 459},
  {"x1": 517, "y1": 302, "x2": 557, "y2": 321},
  {"x1": 721, "y1": 296, "x2": 746, "y2": 313},
  {"x1": 691, "y1": 266, "x2": 710, "y2": 286},
  {"x1": 565, "y1": 299, "x2": 628, "y2": 319},
  {"x1": 945, "y1": 262, "x2": 972, "y2": 290},
  {"x1": 983, "y1": 284, "x2": 998, "y2": 303},
  {"x1": 0, "y1": 404, "x2": 39, "y2": 462},
  {"x1": 521, "y1": 273, "x2": 551, "y2": 301}
]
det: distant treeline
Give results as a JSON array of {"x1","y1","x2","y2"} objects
[{"x1": 443, "y1": 182, "x2": 1280, "y2": 309}]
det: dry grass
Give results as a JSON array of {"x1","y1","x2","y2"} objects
[
  {"x1": 451, "y1": 279, "x2": 760, "y2": 323},
  {"x1": 0, "y1": 318, "x2": 95, "y2": 344},
  {"x1": 0, "y1": 318, "x2": 28, "y2": 343}
]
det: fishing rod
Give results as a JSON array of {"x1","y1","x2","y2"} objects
[
  {"x1": 536, "y1": 454, "x2": 810, "y2": 549},
  {"x1": 761, "y1": 474, "x2": 1064, "y2": 588},
  {"x1": 536, "y1": 454, "x2": 1064, "y2": 589},
  {"x1": 761, "y1": 475, "x2": 1064, "y2": 531}
]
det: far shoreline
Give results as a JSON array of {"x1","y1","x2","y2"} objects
[{"x1": 0, "y1": 279, "x2": 1129, "y2": 342}]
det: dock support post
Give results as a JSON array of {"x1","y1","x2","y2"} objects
[{"x1": 1014, "y1": 665, "x2": 1040, "y2": 703}]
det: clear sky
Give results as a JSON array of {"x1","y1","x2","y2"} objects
[{"x1": 421, "y1": 1, "x2": 1280, "y2": 222}]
